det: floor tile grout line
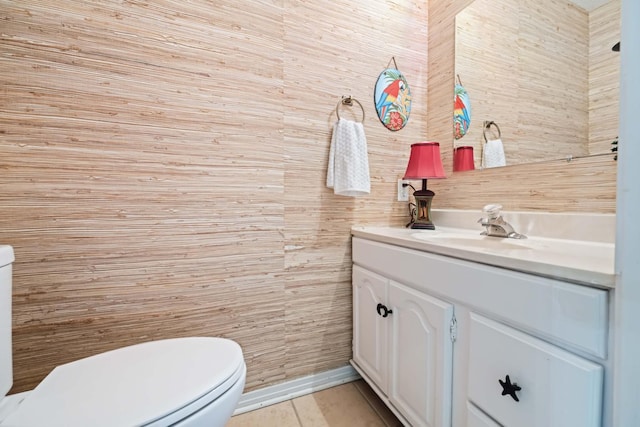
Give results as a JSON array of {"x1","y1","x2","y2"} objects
[{"x1": 290, "y1": 397, "x2": 305, "y2": 427}]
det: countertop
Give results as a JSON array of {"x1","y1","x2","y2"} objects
[{"x1": 351, "y1": 226, "x2": 615, "y2": 288}]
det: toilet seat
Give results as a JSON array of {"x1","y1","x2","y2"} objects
[{"x1": 1, "y1": 337, "x2": 244, "y2": 427}]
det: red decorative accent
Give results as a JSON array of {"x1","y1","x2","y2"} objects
[
  {"x1": 453, "y1": 146, "x2": 475, "y2": 172},
  {"x1": 403, "y1": 142, "x2": 446, "y2": 179},
  {"x1": 388, "y1": 111, "x2": 404, "y2": 131}
]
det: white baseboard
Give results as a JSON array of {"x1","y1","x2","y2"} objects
[{"x1": 234, "y1": 365, "x2": 361, "y2": 415}]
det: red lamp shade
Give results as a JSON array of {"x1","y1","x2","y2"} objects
[
  {"x1": 453, "y1": 146, "x2": 475, "y2": 172},
  {"x1": 403, "y1": 142, "x2": 446, "y2": 179}
]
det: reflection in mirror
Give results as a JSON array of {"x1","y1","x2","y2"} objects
[{"x1": 453, "y1": 0, "x2": 620, "y2": 171}]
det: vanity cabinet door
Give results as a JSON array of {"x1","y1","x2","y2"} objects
[
  {"x1": 352, "y1": 265, "x2": 389, "y2": 390},
  {"x1": 468, "y1": 314, "x2": 603, "y2": 427},
  {"x1": 388, "y1": 280, "x2": 454, "y2": 427}
]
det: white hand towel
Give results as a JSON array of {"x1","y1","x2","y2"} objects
[
  {"x1": 326, "y1": 118, "x2": 370, "y2": 197},
  {"x1": 483, "y1": 138, "x2": 506, "y2": 168}
]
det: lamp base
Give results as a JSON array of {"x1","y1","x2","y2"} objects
[{"x1": 411, "y1": 185, "x2": 436, "y2": 230}]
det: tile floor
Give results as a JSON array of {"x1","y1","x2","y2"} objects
[{"x1": 227, "y1": 380, "x2": 403, "y2": 427}]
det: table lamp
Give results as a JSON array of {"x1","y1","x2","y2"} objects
[{"x1": 403, "y1": 142, "x2": 446, "y2": 229}]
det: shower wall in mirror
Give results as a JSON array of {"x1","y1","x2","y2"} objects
[{"x1": 454, "y1": 0, "x2": 620, "y2": 170}]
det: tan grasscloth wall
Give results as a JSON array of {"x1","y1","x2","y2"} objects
[{"x1": 0, "y1": 0, "x2": 615, "y2": 394}]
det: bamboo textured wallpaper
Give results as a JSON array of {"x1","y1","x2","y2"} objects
[
  {"x1": 0, "y1": 0, "x2": 616, "y2": 396},
  {"x1": 589, "y1": 0, "x2": 621, "y2": 155},
  {"x1": 0, "y1": 0, "x2": 425, "y2": 393}
]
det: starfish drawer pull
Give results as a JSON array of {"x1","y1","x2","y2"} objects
[{"x1": 499, "y1": 375, "x2": 522, "y2": 402}]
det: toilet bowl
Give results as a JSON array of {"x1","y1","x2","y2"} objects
[{"x1": 0, "y1": 246, "x2": 246, "y2": 427}]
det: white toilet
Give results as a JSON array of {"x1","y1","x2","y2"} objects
[{"x1": 0, "y1": 245, "x2": 246, "y2": 427}]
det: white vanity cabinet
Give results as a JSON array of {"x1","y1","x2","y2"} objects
[
  {"x1": 351, "y1": 233, "x2": 611, "y2": 427},
  {"x1": 352, "y1": 265, "x2": 455, "y2": 427}
]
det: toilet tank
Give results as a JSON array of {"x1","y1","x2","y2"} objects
[{"x1": 0, "y1": 245, "x2": 15, "y2": 399}]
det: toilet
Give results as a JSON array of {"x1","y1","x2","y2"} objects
[{"x1": 0, "y1": 245, "x2": 246, "y2": 427}]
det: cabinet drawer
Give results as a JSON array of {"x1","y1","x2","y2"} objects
[
  {"x1": 467, "y1": 402, "x2": 500, "y2": 427},
  {"x1": 468, "y1": 314, "x2": 603, "y2": 427}
]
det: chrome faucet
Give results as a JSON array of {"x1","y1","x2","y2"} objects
[{"x1": 478, "y1": 204, "x2": 526, "y2": 239}]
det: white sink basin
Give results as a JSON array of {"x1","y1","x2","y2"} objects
[
  {"x1": 411, "y1": 231, "x2": 536, "y2": 251},
  {"x1": 409, "y1": 229, "x2": 613, "y2": 277}
]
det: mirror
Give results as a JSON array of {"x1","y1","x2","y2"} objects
[{"x1": 453, "y1": 0, "x2": 620, "y2": 171}]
